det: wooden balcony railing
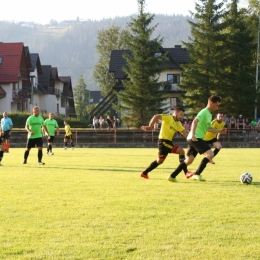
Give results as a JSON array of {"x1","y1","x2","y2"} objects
[{"x1": 12, "y1": 89, "x2": 29, "y2": 101}]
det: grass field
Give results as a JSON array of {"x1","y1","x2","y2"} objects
[{"x1": 0, "y1": 148, "x2": 259, "y2": 260}]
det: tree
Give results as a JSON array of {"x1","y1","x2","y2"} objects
[
  {"x1": 116, "y1": 0, "x2": 167, "y2": 127},
  {"x1": 179, "y1": 0, "x2": 227, "y2": 114},
  {"x1": 73, "y1": 75, "x2": 89, "y2": 119},
  {"x1": 94, "y1": 25, "x2": 128, "y2": 97},
  {"x1": 249, "y1": 0, "x2": 260, "y2": 11},
  {"x1": 219, "y1": 1, "x2": 256, "y2": 118}
]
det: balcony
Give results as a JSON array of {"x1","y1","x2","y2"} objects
[
  {"x1": 66, "y1": 106, "x2": 76, "y2": 117},
  {"x1": 47, "y1": 87, "x2": 61, "y2": 96},
  {"x1": 12, "y1": 89, "x2": 29, "y2": 101}
]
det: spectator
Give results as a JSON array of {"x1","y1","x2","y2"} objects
[
  {"x1": 244, "y1": 118, "x2": 251, "y2": 131},
  {"x1": 154, "y1": 120, "x2": 159, "y2": 130},
  {"x1": 113, "y1": 116, "x2": 117, "y2": 129},
  {"x1": 183, "y1": 118, "x2": 191, "y2": 132},
  {"x1": 99, "y1": 116, "x2": 104, "y2": 130},
  {"x1": 255, "y1": 119, "x2": 260, "y2": 131},
  {"x1": 229, "y1": 116, "x2": 236, "y2": 129},
  {"x1": 0, "y1": 112, "x2": 13, "y2": 153},
  {"x1": 237, "y1": 115, "x2": 244, "y2": 129},
  {"x1": 92, "y1": 116, "x2": 99, "y2": 131},
  {"x1": 223, "y1": 114, "x2": 229, "y2": 128},
  {"x1": 106, "y1": 116, "x2": 113, "y2": 130}
]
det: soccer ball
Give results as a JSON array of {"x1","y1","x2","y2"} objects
[{"x1": 240, "y1": 173, "x2": 253, "y2": 184}]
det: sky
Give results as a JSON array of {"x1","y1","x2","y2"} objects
[{"x1": 1, "y1": 0, "x2": 249, "y2": 24}]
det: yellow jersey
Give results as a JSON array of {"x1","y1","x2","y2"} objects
[
  {"x1": 204, "y1": 119, "x2": 225, "y2": 141},
  {"x1": 158, "y1": 114, "x2": 184, "y2": 141},
  {"x1": 65, "y1": 124, "x2": 72, "y2": 136}
]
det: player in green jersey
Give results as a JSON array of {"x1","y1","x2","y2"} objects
[
  {"x1": 44, "y1": 113, "x2": 59, "y2": 155},
  {"x1": 23, "y1": 106, "x2": 49, "y2": 165},
  {"x1": 168, "y1": 95, "x2": 227, "y2": 182}
]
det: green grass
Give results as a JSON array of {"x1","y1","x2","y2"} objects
[{"x1": 0, "y1": 148, "x2": 259, "y2": 260}]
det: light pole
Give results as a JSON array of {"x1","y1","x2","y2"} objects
[{"x1": 255, "y1": 15, "x2": 260, "y2": 120}]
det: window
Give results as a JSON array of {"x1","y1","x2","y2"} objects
[
  {"x1": 61, "y1": 98, "x2": 66, "y2": 108},
  {"x1": 170, "y1": 97, "x2": 183, "y2": 109},
  {"x1": 170, "y1": 98, "x2": 177, "y2": 109},
  {"x1": 0, "y1": 57, "x2": 2, "y2": 64},
  {"x1": 167, "y1": 74, "x2": 180, "y2": 84}
]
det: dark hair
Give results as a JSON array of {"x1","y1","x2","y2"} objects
[
  {"x1": 209, "y1": 95, "x2": 222, "y2": 103},
  {"x1": 174, "y1": 107, "x2": 185, "y2": 113}
]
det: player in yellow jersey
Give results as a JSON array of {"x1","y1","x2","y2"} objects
[
  {"x1": 140, "y1": 107, "x2": 192, "y2": 180},
  {"x1": 64, "y1": 120, "x2": 74, "y2": 150},
  {"x1": 203, "y1": 113, "x2": 225, "y2": 164}
]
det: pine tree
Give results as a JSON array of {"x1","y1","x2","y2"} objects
[
  {"x1": 220, "y1": 1, "x2": 256, "y2": 118},
  {"x1": 116, "y1": 0, "x2": 167, "y2": 127},
  {"x1": 180, "y1": 0, "x2": 227, "y2": 113},
  {"x1": 73, "y1": 75, "x2": 89, "y2": 119}
]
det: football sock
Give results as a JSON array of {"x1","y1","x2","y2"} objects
[
  {"x1": 0, "y1": 151, "x2": 3, "y2": 162},
  {"x1": 71, "y1": 142, "x2": 74, "y2": 147},
  {"x1": 196, "y1": 157, "x2": 209, "y2": 175},
  {"x1": 24, "y1": 150, "x2": 29, "y2": 161},
  {"x1": 170, "y1": 161, "x2": 186, "y2": 178},
  {"x1": 64, "y1": 142, "x2": 67, "y2": 147},
  {"x1": 179, "y1": 155, "x2": 185, "y2": 162},
  {"x1": 49, "y1": 144, "x2": 52, "y2": 151},
  {"x1": 143, "y1": 160, "x2": 159, "y2": 174},
  {"x1": 38, "y1": 150, "x2": 43, "y2": 162},
  {"x1": 179, "y1": 155, "x2": 187, "y2": 174},
  {"x1": 213, "y1": 148, "x2": 220, "y2": 156}
]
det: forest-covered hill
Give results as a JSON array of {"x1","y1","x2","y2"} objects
[{"x1": 0, "y1": 14, "x2": 192, "y2": 90}]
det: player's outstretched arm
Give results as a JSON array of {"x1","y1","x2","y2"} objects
[{"x1": 141, "y1": 114, "x2": 162, "y2": 131}]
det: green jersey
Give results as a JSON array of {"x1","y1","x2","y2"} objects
[
  {"x1": 44, "y1": 119, "x2": 59, "y2": 136},
  {"x1": 195, "y1": 108, "x2": 212, "y2": 139},
  {"x1": 26, "y1": 115, "x2": 45, "y2": 139}
]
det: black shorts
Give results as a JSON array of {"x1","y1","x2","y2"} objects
[
  {"x1": 65, "y1": 135, "x2": 73, "y2": 141},
  {"x1": 46, "y1": 136, "x2": 55, "y2": 143},
  {"x1": 3, "y1": 130, "x2": 11, "y2": 139},
  {"x1": 186, "y1": 138, "x2": 211, "y2": 157},
  {"x1": 0, "y1": 137, "x2": 3, "y2": 145},
  {"x1": 158, "y1": 139, "x2": 179, "y2": 158},
  {"x1": 26, "y1": 137, "x2": 43, "y2": 149},
  {"x1": 205, "y1": 138, "x2": 218, "y2": 145}
]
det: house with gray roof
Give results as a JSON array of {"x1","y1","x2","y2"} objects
[{"x1": 109, "y1": 45, "x2": 189, "y2": 114}]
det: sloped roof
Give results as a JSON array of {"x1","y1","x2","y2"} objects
[
  {"x1": 109, "y1": 46, "x2": 189, "y2": 80},
  {"x1": 38, "y1": 65, "x2": 51, "y2": 88},
  {"x1": 30, "y1": 53, "x2": 43, "y2": 74},
  {"x1": 59, "y1": 76, "x2": 72, "y2": 96},
  {"x1": 51, "y1": 67, "x2": 59, "y2": 80},
  {"x1": 24, "y1": 46, "x2": 32, "y2": 70},
  {"x1": 0, "y1": 42, "x2": 29, "y2": 83},
  {"x1": 109, "y1": 50, "x2": 131, "y2": 79}
]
